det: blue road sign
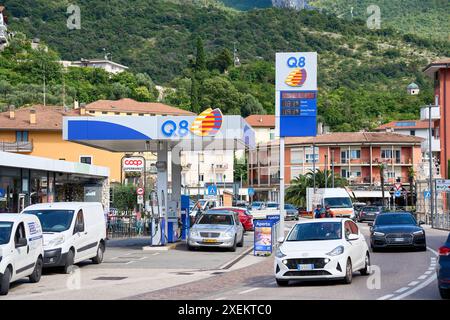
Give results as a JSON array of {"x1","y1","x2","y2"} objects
[
  {"x1": 0, "y1": 188, "x2": 4, "y2": 198},
  {"x1": 248, "y1": 187, "x2": 255, "y2": 197},
  {"x1": 394, "y1": 190, "x2": 402, "y2": 198},
  {"x1": 424, "y1": 191, "x2": 431, "y2": 199},
  {"x1": 207, "y1": 185, "x2": 217, "y2": 196}
]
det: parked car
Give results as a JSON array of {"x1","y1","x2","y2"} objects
[
  {"x1": 188, "y1": 210, "x2": 244, "y2": 252},
  {"x1": 284, "y1": 204, "x2": 299, "y2": 221},
  {"x1": 274, "y1": 218, "x2": 370, "y2": 286},
  {"x1": 358, "y1": 206, "x2": 382, "y2": 222},
  {"x1": 437, "y1": 233, "x2": 450, "y2": 299},
  {"x1": 369, "y1": 212, "x2": 426, "y2": 252},
  {"x1": 0, "y1": 214, "x2": 44, "y2": 295},
  {"x1": 250, "y1": 202, "x2": 265, "y2": 211},
  {"x1": 266, "y1": 202, "x2": 279, "y2": 210},
  {"x1": 22, "y1": 202, "x2": 107, "y2": 274},
  {"x1": 210, "y1": 207, "x2": 254, "y2": 231}
]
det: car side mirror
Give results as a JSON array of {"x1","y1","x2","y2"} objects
[
  {"x1": 347, "y1": 234, "x2": 359, "y2": 241},
  {"x1": 277, "y1": 236, "x2": 285, "y2": 244},
  {"x1": 15, "y1": 238, "x2": 27, "y2": 248}
]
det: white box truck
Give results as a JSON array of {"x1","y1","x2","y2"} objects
[{"x1": 307, "y1": 188, "x2": 355, "y2": 220}]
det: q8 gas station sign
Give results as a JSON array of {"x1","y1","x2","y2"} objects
[{"x1": 276, "y1": 52, "x2": 318, "y2": 137}]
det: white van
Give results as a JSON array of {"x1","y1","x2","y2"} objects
[
  {"x1": 308, "y1": 188, "x2": 355, "y2": 219},
  {"x1": 22, "y1": 202, "x2": 107, "y2": 274},
  {"x1": 0, "y1": 214, "x2": 44, "y2": 295}
]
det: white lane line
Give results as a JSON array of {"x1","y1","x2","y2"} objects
[
  {"x1": 408, "y1": 281, "x2": 419, "y2": 287},
  {"x1": 215, "y1": 297, "x2": 227, "y2": 300},
  {"x1": 238, "y1": 288, "x2": 260, "y2": 295},
  {"x1": 377, "y1": 294, "x2": 394, "y2": 300},
  {"x1": 424, "y1": 270, "x2": 433, "y2": 275},
  {"x1": 152, "y1": 252, "x2": 160, "y2": 256},
  {"x1": 392, "y1": 274, "x2": 437, "y2": 300},
  {"x1": 418, "y1": 275, "x2": 427, "y2": 280},
  {"x1": 395, "y1": 287, "x2": 409, "y2": 294}
]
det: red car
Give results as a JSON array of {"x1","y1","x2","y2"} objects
[{"x1": 211, "y1": 207, "x2": 254, "y2": 231}]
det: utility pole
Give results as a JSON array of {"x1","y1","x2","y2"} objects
[
  {"x1": 325, "y1": 154, "x2": 328, "y2": 189},
  {"x1": 331, "y1": 149, "x2": 335, "y2": 188}
]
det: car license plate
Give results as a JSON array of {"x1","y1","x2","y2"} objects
[
  {"x1": 203, "y1": 239, "x2": 217, "y2": 243},
  {"x1": 394, "y1": 238, "x2": 405, "y2": 242},
  {"x1": 297, "y1": 264, "x2": 314, "y2": 271}
]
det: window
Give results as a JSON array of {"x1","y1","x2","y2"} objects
[
  {"x1": 126, "y1": 113, "x2": 132, "y2": 116},
  {"x1": 341, "y1": 149, "x2": 360, "y2": 161},
  {"x1": 14, "y1": 222, "x2": 26, "y2": 244},
  {"x1": 305, "y1": 147, "x2": 319, "y2": 163},
  {"x1": 291, "y1": 148, "x2": 304, "y2": 164},
  {"x1": 341, "y1": 169, "x2": 349, "y2": 178},
  {"x1": 80, "y1": 156, "x2": 92, "y2": 164},
  {"x1": 410, "y1": 130, "x2": 416, "y2": 136},
  {"x1": 381, "y1": 149, "x2": 393, "y2": 159},
  {"x1": 291, "y1": 166, "x2": 302, "y2": 180},
  {"x1": 16, "y1": 131, "x2": 29, "y2": 142},
  {"x1": 139, "y1": 113, "x2": 144, "y2": 116},
  {"x1": 74, "y1": 210, "x2": 85, "y2": 233},
  {"x1": 350, "y1": 150, "x2": 361, "y2": 159},
  {"x1": 216, "y1": 173, "x2": 224, "y2": 182},
  {"x1": 102, "y1": 111, "x2": 108, "y2": 114},
  {"x1": 199, "y1": 174, "x2": 204, "y2": 182},
  {"x1": 115, "y1": 112, "x2": 120, "y2": 115},
  {"x1": 89, "y1": 110, "x2": 95, "y2": 114},
  {"x1": 348, "y1": 221, "x2": 359, "y2": 234}
]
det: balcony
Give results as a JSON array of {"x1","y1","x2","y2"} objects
[
  {"x1": 0, "y1": 141, "x2": 33, "y2": 153},
  {"x1": 213, "y1": 164, "x2": 229, "y2": 171}
]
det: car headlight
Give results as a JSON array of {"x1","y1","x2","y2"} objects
[
  {"x1": 189, "y1": 230, "x2": 199, "y2": 237},
  {"x1": 413, "y1": 230, "x2": 424, "y2": 236},
  {"x1": 223, "y1": 231, "x2": 234, "y2": 238},
  {"x1": 48, "y1": 235, "x2": 65, "y2": 247},
  {"x1": 326, "y1": 245, "x2": 344, "y2": 256},
  {"x1": 373, "y1": 232, "x2": 385, "y2": 237},
  {"x1": 275, "y1": 248, "x2": 286, "y2": 258}
]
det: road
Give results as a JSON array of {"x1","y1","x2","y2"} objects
[{"x1": 1, "y1": 220, "x2": 448, "y2": 300}]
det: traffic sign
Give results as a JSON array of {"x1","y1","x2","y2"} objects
[
  {"x1": 248, "y1": 187, "x2": 255, "y2": 197},
  {"x1": 394, "y1": 183, "x2": 402, "y2": 190},
  {"x1": 137, "y1": 187, "x2": 144, "y2": 196},
  {"x1": 207, "y1": 185, "x2": 217, "y2": 196},
  {"x1": 137, "y1": 195, "x2": 144, "y2": 205},
  {"x1": 424, "y1": 191, "x2": 431, "y2": 199},
  {"x1": 394, "y1": 190, "x2": 402, "y2": 198},
  {"x1": 436, "y1": 179, "x2": 450, "y2": 192},
  {"x1": 0, "y1": 188, "x2": 4, "y2": 198}
]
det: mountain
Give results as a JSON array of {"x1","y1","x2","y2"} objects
[{"x1": 2, "y1": 0, "x2": 449, "y2": 132}]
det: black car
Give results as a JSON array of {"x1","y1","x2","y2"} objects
[
  {"x1": 437, "y1": 233, "x2": 450, "y2": 299},
  {"x1": 358, "y1": 206, "x2": 382, "y2": 222},
  {"x1": 369, "y1": 212, "x2": 426, "y2": 251}
]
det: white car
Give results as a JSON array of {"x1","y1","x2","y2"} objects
[
  {"x1": 0, "y1": 214, "x2": 44, "y2": 295},
  {"x1": 22, "y1": 202, "x2": 107, "y2": 274},
  {"x1": 274, "y1": 218, "x2": 370, "y2": 286}
]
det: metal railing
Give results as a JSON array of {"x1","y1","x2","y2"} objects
[
  {"x1": 0, "y1": 141, "x2": 33, "y2": 152},
  {"x1": 107, "y1": 214, "x2": 150, "y2": 238}
]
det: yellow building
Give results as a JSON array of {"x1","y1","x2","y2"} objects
[{"x1": 0, "y1": 99, "x2": 194, "y2": 183}]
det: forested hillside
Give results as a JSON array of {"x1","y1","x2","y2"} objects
[{"x1": 1, "y1": 0, "x2": 449, "y2": 131}]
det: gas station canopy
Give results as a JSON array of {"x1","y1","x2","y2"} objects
[{"x1": 63, "y1": 114, "x2": 255, "y2": 152}]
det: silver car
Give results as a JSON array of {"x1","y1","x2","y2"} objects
[{"x1": 188, "y1": 210, "x2": 244, "y2": 252}]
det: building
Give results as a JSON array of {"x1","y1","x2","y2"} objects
[
  {"x1": 0, "y1": 99, "x2": 194, "y2": 184},
  {"x1": 407, "y1": 82, "x2": 420, "y2": 95},
  {"x1": 0, "y1": 151, "x2": 109, "y2": 213},
  {"x1": 0, "y1": 5, "x2": 8, "y2": 45},
  {"x1": 248, "y1": 132, "x2": 424, "y2": 203},
  {"x1": 60, "y1": 59, "x2": 129, "y2": 74},
  {"x1": 423, "y1": 58, "x2": 450, "y2": 179},
  {"x1": 375, "y1": 106, "x2": 441, "y2": 175},
  {"x1": 245, "y1": 115, "x2": 276, "y2": 144}
]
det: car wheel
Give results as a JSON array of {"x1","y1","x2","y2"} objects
[
  {"x1": 440, "y1": 288, "x2": 450, "y2": 299},
  {"x1": 343, "y1": 259, "x2": 353, "y2": 284},
  {"x1": 63, "y1": 249, "x2": 75, "y2": 274},
  {"x1": 187, "y1": 244, "x2": 195, "y2": 251},
  {"x1": 91, "y1": 242, "x2": 105, "y2": 264},
  {"x1": 0, "y1": 266, "x2": 11, "y2": 296},
  {"x1": 276, "y1": 279, "x2": 289, "y2": 286},
  {"x1": 237, "y1": 233, "x2": 244, "y2": 247},
  {"x1": 360, "y1": 253, "x2": 370, "y2": 276},
  {"x1": 29, "y1": 257, "x2": 43, "y2": 283},
  {"x1": 417, "y1": 245, "x2": 427, "y2": 252},
  {"x1": 230, "y1": 236, "x2": 237, "y2": 252}
]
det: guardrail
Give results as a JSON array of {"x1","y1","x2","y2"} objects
[{"x1": 107, "y1": 215, "x2": 150, "y2": 238}]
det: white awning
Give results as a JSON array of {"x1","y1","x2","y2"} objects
[{"x1": 352, "y1": 190, "x2": 390, "y2": 199}]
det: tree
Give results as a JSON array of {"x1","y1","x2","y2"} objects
[
  {"x1": 195, "y1": 37, "x2": 206, "y2": 72},
  {"x1": 112, "y1": 184, "x2": 137, "y2": 212},
  {"x1": 233, "y1": 155, "x2": 247, "y2": 186},
  {"x1": 209, "y1": 48, "x2": 233, "y2": 73},
  {"x1": 240, "y1": 94, "x2": 266, "y2": 118}
]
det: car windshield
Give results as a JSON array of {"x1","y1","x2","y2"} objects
[
  {"x1": 287, "y1": 222, "x2": 342, "y2": 241},
  {"x1": 364, "y1": 207, "x2": 379, "y2": 212},
  {"x1": 24, "y1": 210, "x2": 75, "y2": 233},
  {"x1": 252, "y1": 202, "x2": 262, "y2": 208},
  {"x1": 324, "y1": 197, "x2": 352, "y2": 208},
  {"x1": 285, "y1": 204, "x2": 296, "y2": 210},
  {"x1": 375, "y1": 214, "x2": 416, "y2": 226},
  {"x1": 0, "y1": 222, "x2": 13, "y2": 245},
  {"x1": 197, "y1": 214, "x2": 233, "y2": 225},
  {"x1": 267, "y1": 203, "x2": 278, "y2": 208}
]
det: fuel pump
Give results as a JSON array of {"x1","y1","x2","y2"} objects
[{"x1": 149, "y1": 190, "x2": 164, "y2": 246}]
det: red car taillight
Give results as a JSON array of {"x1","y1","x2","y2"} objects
[{"x1": 438, "y1": 246, "x2": 450, "y2": 256}]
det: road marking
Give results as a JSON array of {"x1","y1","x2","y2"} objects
[
  {"x1": 418, "y1": 275, "x2": 427, "y2": 280},
  {"x1": 215, "y1": 297, "x2": 227, "y2": 300},
  {"x1": 152, "y1": 253, "x2": 160, "y2": 256},
  {"x1": 424, "y1": 270, "x2": 433, "y2": 275},
  {"x1": 408, "y1": 281, "x2": 419, "y2": 287},
  {"x1": 238, "y1": 288, "x2": 260, "y2": 295},
  {"x1": 377, "y1": 294, "x2": 394, "y2": 300},
  {"x1": 392, "y1": 274, "x2": 437, "y2": 300},
  {"x1": 395, "y1": 287, "x2": 409, "y2": 294},
  {"x1": 269, "y1": 281, "x2": 276, "y2": 285}
]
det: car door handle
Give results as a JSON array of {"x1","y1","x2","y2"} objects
[{"x1": 27, "y1": 245, "x2": 30, "y2": 254}]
